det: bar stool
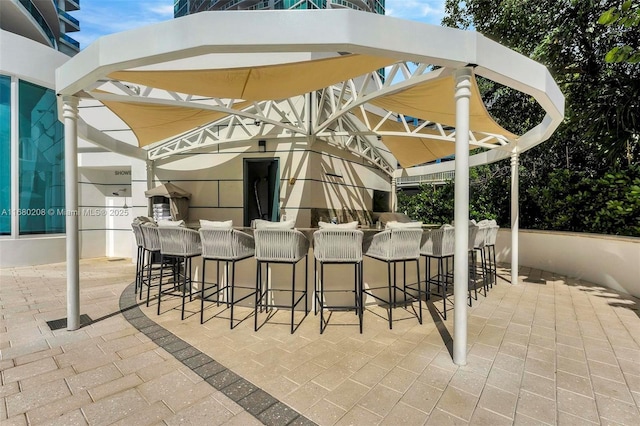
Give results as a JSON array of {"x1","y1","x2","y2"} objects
[
  {"x1": 253, "y1": 228, "x2": 309, "y2": 334},
  {"x1": 313, "y1": 228, "x2": 364, "y2": 334},
  {"x1": 199, "y1": 228, "x2": 255, "y2": 328},
  {"x1": 467, "y1": 223, "x2": 480, "y2": 303},
  {"x1": 140, "y1": 223, "x2": 172, "y2": 306},
  {"x1": 472, "y1": 220, "x2": 490, "y2": 295},
  {"x1": 363, "y1": 227, "x2": 423, "y2": 329},
  {"x1": 157, "y1": 227, "x2": 202, "y2": 320},
  {"x1": 484, "y1": 221, "x2": 500, "y2": 288},
  {"x1": 131, "y1": 222, "x2": 145, "y2": 296},
  {"x1": 421, "y1": 225, "x2": 455, "y2": 319}
]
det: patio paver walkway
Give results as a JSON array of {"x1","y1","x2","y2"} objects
[{"x1": 1, "y1": 258, "x2": 639, "y2": 425}]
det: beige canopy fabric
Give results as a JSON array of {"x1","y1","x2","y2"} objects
[
  {"x1": 370, "y1": 74, "x2": 517, "y2": 140},
  {"x1": 381, "y1": 134, "x2": 457, "y2": 168},
  {"x1": 352, "y1": 108, "x2": 486, "y2": 168},
  {"x1": 98, "y1": 55, "x2": 515, "y2": 162},
  {"x1": 101, "y1": 99, "x2": 249, "y2": 147},
  {"x1": 109, "y1": 54, "x2": 397, "y2": 101}
]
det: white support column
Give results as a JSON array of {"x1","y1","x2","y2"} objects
[
  {"x1": 453, "y1": 68, "x2": 472, "y2": 366},
  {"x1": 391, "y1": 177, "x2": 398, "y2": 212},
  {"x1": 510, "y1": 151, "x2": 519, "y2": 286},
  {"x1": 63, "y1": 96, "x2": 80, "y2": 331},
  {"x1": 146, "y1": 160, "x2": 154, "y2": 217},
  {"x1": 311, "y1": 90, "x2": 317, "y2": 131}
]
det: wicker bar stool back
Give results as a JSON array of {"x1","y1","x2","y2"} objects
[
  {"x1": 199, "y1": 228, "x2": 255, "y2": 328},
  {"x1": 313, "y1": 229, "x2": 364, "y2": 333},
  {"x1": 421, "y1": 225, "x2": 455, "y2": 319},
  {"x1": 364, "y1": 228, "x2": 423, "y2": 329},
  {"x1": 157, "y1": 227, "x2": 202, "y2": 320},
  {"x1": 253, "y1": 228, "x2": 310, "y2": 334}
]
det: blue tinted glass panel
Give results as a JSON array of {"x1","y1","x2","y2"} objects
[
  {"x1": 18, "y1": 80, "x2": 65, "y2": 234},
  {"x1": 0, "y1": 75, "x2": 10, "y2": 235}
]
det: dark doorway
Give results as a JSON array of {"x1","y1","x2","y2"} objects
[
  {"x1": 373, "y1": 189, "x2": 391, "y2": 212},
  {"x1": 244, "y1": 159, "x2": 280, "y2": 226}
]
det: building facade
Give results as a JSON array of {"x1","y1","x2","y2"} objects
[
  {"x1": 174, "y1": 0, "x2": 384, "y2": 17},
  {"x1": 1, "y1": 0, "x2": 81, "y2": 56},
  {"x1": 1, "y1": 0, "x2": 80, "y2": 265}
]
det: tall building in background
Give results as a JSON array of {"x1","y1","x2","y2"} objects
[
  {"x1": 174, "y1": 0, "x2": 384, "y2": 17},
  {"x1": 1, "y1": 0, "x2": 80, "y2": 262},
  {"x1": 1, "y1": 0, "x2": 81, "y2": 56}
]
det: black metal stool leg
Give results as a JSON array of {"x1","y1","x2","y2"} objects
[
  {"x1": 416, "y1": 258, "x2": 422, "y2": 324},
  {"x1": 290, "y1": 262, "x2": 296, "y2": 334},
  {"x1": 201, "y1": 258, "x2": 207, "y2": 324},
  {"x1": 230, "y1": 260, "x2": 236, "y2": 329},
  {"x1": 440, "y1": 257, "x2": 446, "y2": 320},
  {"x1": 157, "y1": 254, "x2": 165, "y2": 315},
  {"x1": 225, "y1": 261, "x2": 230, "y2": 307},
  {"x1": 354, "y1": 263, "x2": 359, "y2": 316},
  {"x1": 254, "y1": 261, "x2": 261, "y2": 331},
  {"x1": 319, "y1": 262, "x2": 324, "y2": 334},
  {"x1": 181, "y1": 256, "x2": 187, "y2": 320},
  {"x1": 304, "y1": 255, "x2": 308, "y2": 317},
  {"x1": 492, "y1": 245, "x2": 497, "y2": 285},
  {"x1": 314, "y1": 258, "x2": 318, "y2": 315},
  {"x1": 358, "y1": 261, "x2": 363, "y2": 333}
]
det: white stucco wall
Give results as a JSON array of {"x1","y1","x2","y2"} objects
[
  {"x1": 78, "y1": 166, "x2": 133, "y2": 260},
  {"x1": 151, "y1": 138, "x2": 390, "y2": 228},
  {"x1": 496, "y1": 229, "x2": 640, "y2": 298}
]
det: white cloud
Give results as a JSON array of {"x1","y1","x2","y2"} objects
[
  {"x1": 74, "y1": 0, "x2": 174, "y2": 49},
  {"x1": 385, "y1": 0, "x2": 445, "y2": 25},
  {"x1": 147, "y1": 4, "x2": 175, "y2": 17}
]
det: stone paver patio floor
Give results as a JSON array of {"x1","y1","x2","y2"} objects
[{"x1": 1, "y1": 258, "x2": 639, "y2": 425}]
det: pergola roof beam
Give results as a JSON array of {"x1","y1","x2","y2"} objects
[{"x1": 77, "y1": 118, "x2": 146, "y2": 160}]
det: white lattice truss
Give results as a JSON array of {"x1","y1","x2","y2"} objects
[{"x1": 88, "y1": 61, "x2": 512, "y2": 176}]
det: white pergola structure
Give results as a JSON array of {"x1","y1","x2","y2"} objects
[{"x1": 56, "y1": 10, "x2": 564, "y2": 365}]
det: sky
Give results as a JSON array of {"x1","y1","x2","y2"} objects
[{"x1": 73, "y1": 0, "x2": 447, "y2": 50}]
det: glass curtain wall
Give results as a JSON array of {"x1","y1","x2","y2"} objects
[
  {"x1": 275, "y1": 0, "x2": 326, "y2": 8},
  {"x1": 18, "y1": 80, "x2": 65, "y2": 235},
  {"x1": 174, "y1": 0, "x2": 189, "y2": 17},
  {"x1": 0, "y1": 75, "x2": 10, "y2": 235}
]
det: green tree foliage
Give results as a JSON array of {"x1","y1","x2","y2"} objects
[
  {"x1": 398, "y1": 183, "x2": 454, "y2": 225},
  {"x1": 398, "y1": 163, "x2": 508, "y2": 225},
  {"x1": 399, "y1": 0, "x2": 640, "y2": 236},
  {"x1": 599, "y1": 0, "x2": 640, "y2": 63},
  {"x1": 443, "y1": 0, "x2": 639, "y2": 164},
  {"x1": 398, "y1": 165, "x2": 640, "y2": 236}
]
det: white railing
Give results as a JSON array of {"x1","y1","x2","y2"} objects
[{"x1": 396, "y1": 171, "x2": 455, "y2": 187}]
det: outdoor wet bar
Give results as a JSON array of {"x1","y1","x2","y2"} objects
[
  {"x1": 9, "y1": 2, "x2": 640, "y2": 424},
  {"x1": 132, "y1": 213, "x2": 432, "y2": 333},
  {"x1": 56, "y1": 9, "x2": 563, "y2": 367}
]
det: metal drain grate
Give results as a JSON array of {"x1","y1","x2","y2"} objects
[{"x1": 46, "y1": 314, "x2": 93, "y2": 330}]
